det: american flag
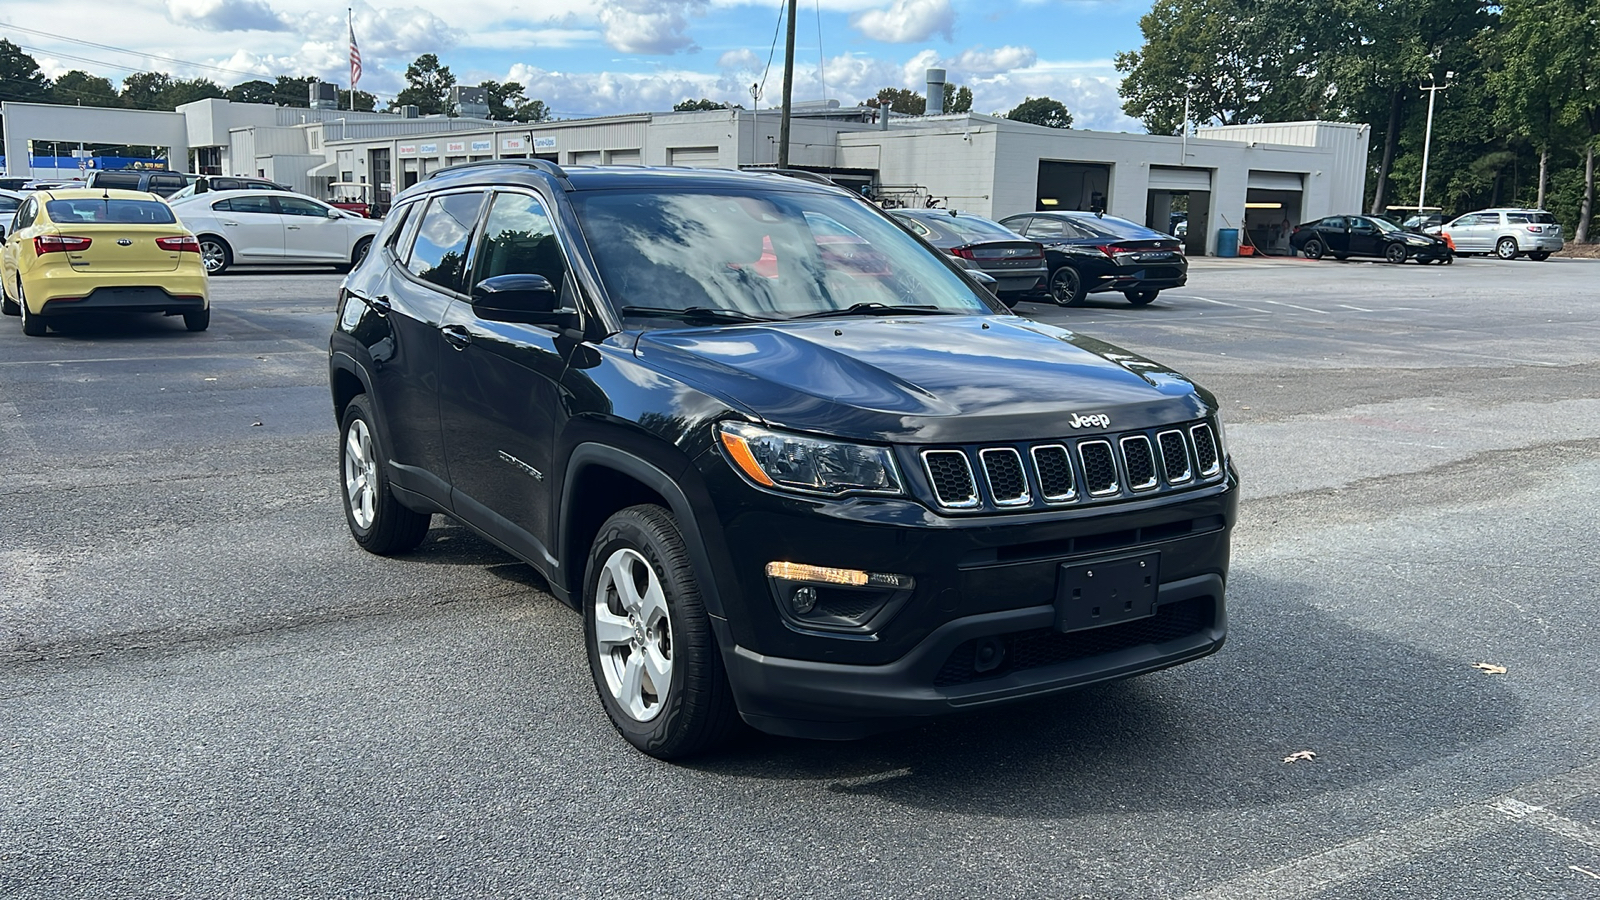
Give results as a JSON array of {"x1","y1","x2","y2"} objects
[{"x1": 348, "y1": 12, "x2": 362, "y2": 92}]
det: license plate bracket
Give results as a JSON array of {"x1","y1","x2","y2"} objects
[{"x1": 1055, "y1": 552, "x2": 1160, "y2": 633}]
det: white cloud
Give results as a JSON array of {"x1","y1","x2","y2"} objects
[
  {"x1": 718, "y1": 48, "x2": 760, "y2": 71},
  {"x1": 596, "y1": 0, "x2": 707, "y2": 54},
  {"x1": 464, "y1": 29, "x2": 603, "y2": 51},
  {"x1": 850, "y1": 0, "x2": 954, "y2": 43},
  {"x1": 165, "y1": 0, "x2": 292, "y2": 32},
  {"x1": 350, "y1": 6, "x2": 466, "y2": 57},
  {"x1": 949, "y1": 45, "x2": 1036, "y2": 76}
]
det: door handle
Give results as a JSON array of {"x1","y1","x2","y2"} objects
[
  {"x1": 221, "y1": 221, "x2": 239, "y2": 226},
  {"x1": 286, "y1": 225, "x2": 301, "y2": 230},
  {"x1": 368, "y1": 295, "x2": 391, "y2": 316},
  {"x1": 440, "y1": 324, "x2": 472, "y2": 350}
]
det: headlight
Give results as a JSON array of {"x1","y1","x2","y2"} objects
[{"x1": 717, "y1": 421, "x2": 903, "y2": 496}]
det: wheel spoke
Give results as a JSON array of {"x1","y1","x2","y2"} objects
[
  {"x1": 642, "y1": 643, "x2": 671, "y2": 687},
  {"x1": 593, "y1": 605, "x2": 633, "y2": 651},
  {"x1": 637, "y1": 573, "x2": 668, "y2": 631},
  {"x1": 608, "y1": 553, "x2": 644, "y2": 613},
  {"x1": 620, "y1": 654, "x2": 647, "y2": 718}
]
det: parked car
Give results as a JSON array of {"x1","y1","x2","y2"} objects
[
  {"x1": 1440, "y1": 208, "x2": 1564, "y2": 260},
  {"x1": 997, "y1": 211, "x2": 1187, "y2": 306},
  {"x1": 0, "y1": 188, "x2": 210, "y2": 335},
  {"x1": 88, "y1": 169, "x2": 199, "y2": 198},
  {"x1": 165, "y1": 176, "x2": 290, "y2": 202},
  {"x1": 1399, "y1": 212, "x2": 1445, "y2": 233},
  {"x1": 0, "y1": 189, "x2": 22, "y2": 220},
  {"x1": 1289, "y1": 215, "x2": 1453, "y2": 264},
  {"x1": 330, "y1": 160, "x2": 1237, "y2": 759},
  {"x1": 168, "y1": 189, "x2": 383, "y2": 274},
  {"x1": 0, "y1": 177, "x2": 30, "y2": 191},
  {"x1": 889, "y1": 209, "x2": 1047, "y2": 304}
]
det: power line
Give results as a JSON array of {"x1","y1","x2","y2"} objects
[
  {"x1": 2, "y1": 22, "x2": 271, "y2": 81},
  {"x1": 758, "y1": 0, "x2": 786, "y2": 98}
]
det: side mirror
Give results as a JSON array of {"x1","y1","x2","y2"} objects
[{"x1": 470, "y1": 273, "x2": 579, "y2": 329}]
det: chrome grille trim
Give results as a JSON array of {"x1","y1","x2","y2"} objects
[
  {"x1": 979, "y1": 448, "x2": 1032, "y2": 507},
  {"x1": 1157, "y1": 429, "x2": 1192, "y2": 484},
  {"x1": 1120, "y1": 435, "x2": 1159, "y2": 491},
  {"x1": 1191, "y1": 423, "x2": 1221, "y2": 477},
  {"x1": 1030, "y1": 444, "x2": 1077, "y2": 502},
  {"x1": 921, "y1": 450, "x2": 980, "y2": 509},
  {"x1": 1078, "y1": 440, "x2": 1120, "y2": 496}
]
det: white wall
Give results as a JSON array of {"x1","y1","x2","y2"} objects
[{"x1": 1, "y1": 102, "x2": 189, "y2": 174}]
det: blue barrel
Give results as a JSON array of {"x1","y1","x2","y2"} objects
[{"x1": 1216, "y1": 228, "x2": 1239, "y2": 257}]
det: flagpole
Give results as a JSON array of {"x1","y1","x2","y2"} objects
[{"x1": 347, "y1": 9, "x2": 353, "y2": 111}]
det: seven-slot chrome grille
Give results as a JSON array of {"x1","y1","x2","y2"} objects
[{"x1": 918, "y1": 420, "x2": 1224, "y2": 512}]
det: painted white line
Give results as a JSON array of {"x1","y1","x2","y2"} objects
[
  {"x1": 1182, "y1": 760, "x2": 1600, "y2": 900},
  {"x1": 1338, "y1": 304, "x2": 1374, "y2": 312},
  {"x1": 1256, "y1": 299, "x2": 1331, "y2": 315}
]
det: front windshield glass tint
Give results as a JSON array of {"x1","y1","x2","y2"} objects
[
  {"x1": 1370, "y1": 217, "x2": 1401, "y2": 233},
  {"x1": 573, "y1": 188, "x2": 993, "y2": 321}
]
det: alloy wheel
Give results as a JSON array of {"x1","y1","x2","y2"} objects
[
  {"x1": 593, "y1": 548, "x2": 674, "y2": 723},
  {"x1": 343, "y1": 418, "x2": 378, "y2": 530}
]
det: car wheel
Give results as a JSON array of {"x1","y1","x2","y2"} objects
[
  {"x1": 584, "y1": 504, "x2": 739, "y2": 760},
  {"x1": 1, "y1": 289, "x2": 17, "y2": 317},
  {"x1": 336, "y1": 237, "x2": 373, "y2": 274},
  {"x1": 339, "y1": 394, "x2": 431, "y2": 555},
  {"x1": 1385, "y1": 243, "x2": 1408, "y2": 264},
  {"x1": 1048, "y1": 266, "x2": 1087, "y2": 306},
  {"x1": 1124, "y1": 289, "x2": 1158, "y2": 306},
  {"x1": 19, "y1": 283, "x2": 45, "y2": 336},
  {"x1": 199, "y1": 237, "x2": 232, "y2": 275},
  {"x1": 183, "y1": 308, "x2": 210, "y2": 332},
  {"x1": 1302, "y1": 239, "x2": 1324, "y2": 260},
  {"x1": 1495, "y1": 237, "x2": 1519, "y2": 260},
  {"x1": 1528, "y1": 251, "x2": 1551, "y2": 262},
  {"x1": 1444, "y1": 254, "x2": 1454, "y2": 265}
]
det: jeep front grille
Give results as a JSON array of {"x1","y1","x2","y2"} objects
[{"x1": 916, "y1": 419, "x2": 1225, "y2": 513}]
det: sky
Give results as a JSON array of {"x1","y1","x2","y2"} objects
[{"x1": 3, "y1": 0, "x2": 1154, "y2": 131}]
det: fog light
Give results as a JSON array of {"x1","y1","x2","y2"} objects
[
  {"x1": 790, "y1": 585, "x2": 818, "y2": 615},
  {"x1": 973, "y1": 637, "x2": 1005, "y2": 673}
]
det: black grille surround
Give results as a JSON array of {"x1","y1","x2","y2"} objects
[{"x1": 914, "y1": 419, "x2": 1225, "y2": 514}]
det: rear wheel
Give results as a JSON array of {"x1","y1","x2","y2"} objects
[
  {"x1": 339, "y1": 395, "x2": 431, "y2": 555},
  {"x1": 584, "y1": 505, "x2": 739, "y2": 760},
  {"x1": 19, "y1": 284, "x2": 45, "y2": 336},
  {"x1": 1385, "y1": 243, "x2": 1408, "y2": 264},
  {"x1": 336, "y1": 237, "x2": 373, "y2": 274},
  {"x1": 1528, "y1": 251, "x2": 1551, "y2": 262},
  {"x1": 1048, "y1": 266, "x2": 1087, "y2": 306},
  {"x1": 1495, "y1": 237, "x2": 1519, "y2": 260},
  {"x1": 199, "y1": 237, "x2": 232, "y2": 275},
  {"x1": 1, "y1": 285, "x2": 17, "y2": 317},
  {"x1": 1124, "y1": 289, "x2": 1158, "y2": 306},
  {"x1": 183, "y1": 308, "x2": 210, "y2": 332},
  {"x1": 1302, "y1": 239, "x2": 1324, "y2": 260}
]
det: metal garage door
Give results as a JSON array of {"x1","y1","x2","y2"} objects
[
  {"x1": 1248, "y1": 171, "x2": 1304, "y2": 191},
  {"x1": 569, "y1": 151, "x2": 602, "y2": 165},
  {"x1": 607, "y1": 149, "x2": 642, "y2": 165},
  {"x1": 1148, "y1": 167, "x2": 1212, "y2": 191},
  {"x1": 669, "y1": 147, "x2": 721, "y2": 168}
]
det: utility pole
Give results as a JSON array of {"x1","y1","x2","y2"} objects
[
  {"x1": 1417, "y1": 73, "x2": 1453, "y2": 214},
  {"x1": 777, "y1": 0, "x2": 798, "y2": 168}
]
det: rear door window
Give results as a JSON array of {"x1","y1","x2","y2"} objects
[
  {"x1": 93, "y1": 172, "x2": 143, "y2": 189},
  {"x1": 220, "y1": 195, "x2": 277, "y2": 215},
  {"x1": 277, "y1": 197, "x2": 330, "y2": 218},
  {"x1": 405, "y1": 192, "x2": 485, "y2": 292}
]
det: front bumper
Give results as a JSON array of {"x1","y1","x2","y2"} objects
[{"x1": 697, "y1": 458, "x2": 1238, "y2": 738}]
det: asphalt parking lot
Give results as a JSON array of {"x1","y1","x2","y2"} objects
[{"x1": 3, "y1": 254, "x2": 1599, "y2": 898}]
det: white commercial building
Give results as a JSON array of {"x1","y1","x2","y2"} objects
[{"x1": 2, "y1": 95, "x2": 1368, "y2": 256}]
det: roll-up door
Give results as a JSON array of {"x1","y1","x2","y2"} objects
[
  {"x1": 1148, "y1": 167, "x2": 1212, "y2": 191},
  {"x1": 1247, "y1": 171, "x2": 1304, "y2": 191},
  {"x1": 668, "y1": 147, "x2": 722, "y2": 168},
  {"x1": 569, "y1": 150, "x2": 602, "y2": 165},
  {"x1": 607, "y1": 149, "x2": 642, "y2": 165}
]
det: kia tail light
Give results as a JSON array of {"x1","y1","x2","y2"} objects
[
  {"x1": 156, "y1": 235, "x2": 201, "y2": 252},
  {"x1": 34, "y1": 234, "x2": 92, "y2": 254}
]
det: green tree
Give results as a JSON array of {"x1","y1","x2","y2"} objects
[
  {"x1": 1006, "y1": 96, "x2": 1073, "y2": 128},
  {"x1": 395, "y1": 54, "x2": 455, "y2": 116},
  {"x1": 272, "y1": 76, "x2": 318, "y2": 107},
  {"x1": 480, "y1": 80, "x2": 528, "y2": 120},
  {"x1": 946, "y1": 84, "x2": 973, "y2": 114},
  {"x1": 119, "y1": 72, "x2": 174, "y2": 109},
  {"x1": 161, "y1": 78, "x2": 224, "y2": 108},
  {"x1": 227, "y1": 79, "x2": 276, "y2": 104},
  {"x1": 674, "y1": 98, "x2": 730, "y2": 111},
  {"x1": 51, "y1": 70, "x2": 118, "y2": 107},
  {"x1": 873, "y1": 87, "x2": 925, "y2": 115},
  {"x1": 0, "y1": 39, "x2": 50, "y2": 103},
  {"x1": 338, "y1": 88, "x2": 378, "y2": 111},
  {"x1": 514, "y1": 98, "x2": 552, "y2": 122}
]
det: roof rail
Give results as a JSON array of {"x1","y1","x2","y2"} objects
[
  {"x1": 747, "y1": 167, "x2": 839, "y2": 187},
  {"x1": 430, "y1": 157, "x2": 574, "y2": 191}
]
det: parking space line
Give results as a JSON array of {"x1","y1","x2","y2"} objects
[
  {"x1": 1256, "y1": 299, "x2": 1331, "y2": 315},
  {"x1": 0, "y1": 350, "x2": 324, "y2": 367},
  {"x1": 1339, "y1": 304, "x2": 1375, "y2": 312}
]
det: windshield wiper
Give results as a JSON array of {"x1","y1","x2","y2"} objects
[
  {"x1": 621, "y1": 305, "x2": 776, "y2": 324},
  {"x1": 792, "y1": 303, "x2": 953, "y2": 319}
]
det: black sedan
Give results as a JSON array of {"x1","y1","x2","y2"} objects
[
  {"x1": 890, "y1": 210, "x2": 1047, "y2": 305},
  {"x1": 998, "y1": 211, "x2": 1186, "y2": 306},
  {"x1": 1290, "y1": 215, "x2": 1453, "y2": 264}
]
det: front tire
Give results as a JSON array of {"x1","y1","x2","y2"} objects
[
  {"x1": 1, "y1": 283, "x2": 17, "y2": 317},
  {"x1": 183, "y1": 308, "x2": 210, "y2": 332},
  {"x1": 336, "y1": 237, "x2": 373, "y2": 274},
  {"x1": 1302, "y1": 239, "x2": 1324, "y2": 260},
  {"x1": 1048, "y1": 266, "x2": 1087, "y2": 306},
  {"x1": 1495, "y1": 237, "x2": 1519, "y2": 260},
  {"x1": 1385, "y1": 243, "x2": 1408, "y2": 264},
  {"x1": 584, "y1": 505, "x2": 738, "y2": 760},
  {"x1": 19, "y1": 284, "x2": 45, "y2": 336},
  {"x1": 199, "y1": 237, "x2": 232, "y2": 275},
  {"x1": 339, "y1": 395, "x2": 431, "y2": 555},
  {"x1": 1124, "y1": 289, "x2": 1158, "y2": 306},
  {"x1": 1528, "y1": 251, "x2": 1551, "y2": 261}
]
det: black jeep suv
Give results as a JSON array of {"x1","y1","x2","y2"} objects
[{"x1": 329, "y1": 161, "x2": 1237, "y2": 759}]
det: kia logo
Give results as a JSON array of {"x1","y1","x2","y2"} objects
[{"x1": 117, "y1": 239, "x2": 133, "y2": 246}]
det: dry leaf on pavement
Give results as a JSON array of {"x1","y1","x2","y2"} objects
[
  {"x1": 1472, "y1": 663, "x2": 1508, "y2": 675},
  {"x1": 1283, "y1": 750, "x2": 1317, "y2": 763}
]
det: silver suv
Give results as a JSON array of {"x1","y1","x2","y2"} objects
[{"x1": 1441, "y1": 208, "x2": 1564, "y2": 261}]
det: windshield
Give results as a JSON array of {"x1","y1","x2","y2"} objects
[
  {"x1": 573, "y1": 188, "x2": 996, "y2": 324},
  {"x1": 1370, "y1": 217, "x2": 1402, "y2": 233}
]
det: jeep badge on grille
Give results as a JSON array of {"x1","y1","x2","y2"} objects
[{"x1": 1069, "y1": 413, "x2": 1111, "y2": 428}]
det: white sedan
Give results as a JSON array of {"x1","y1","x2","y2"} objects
[{"x1": 167, "y1": 189, "x2": 383, "y2": 275}]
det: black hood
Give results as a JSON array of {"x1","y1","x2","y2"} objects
[{"x1": 634, "y1": 316, "x2": 1214, "y2": 443}]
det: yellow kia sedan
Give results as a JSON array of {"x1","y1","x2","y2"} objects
[{"x1": 1, "y1": 188, "x2": 210, "y2": 336}]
